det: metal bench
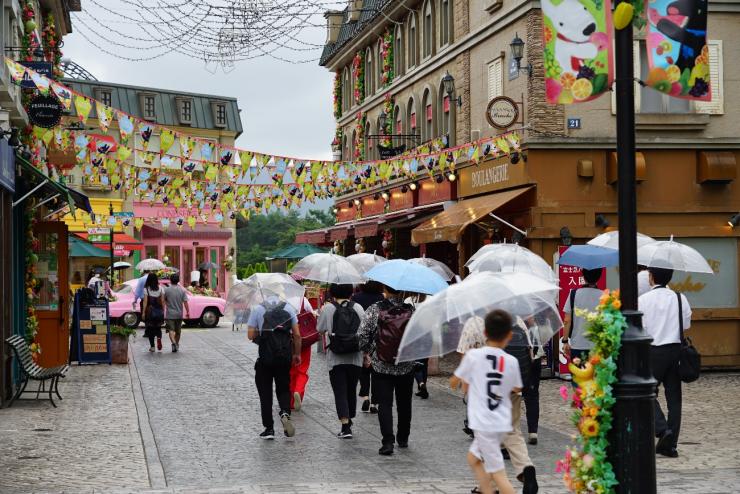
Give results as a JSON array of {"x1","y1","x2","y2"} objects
[{"x1": 5, "y1": 335, "x2": 68, "y2": 408}]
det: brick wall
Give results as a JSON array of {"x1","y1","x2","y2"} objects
[{"x1": 526, "y1": 11, "x2": 565, "y2": 136}]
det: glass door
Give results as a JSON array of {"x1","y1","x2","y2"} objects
[
  {"x1": 183, "y1": 249, "x2": 193, "y2": 284},
  {"x1": 34, "y1": 221, "x2": 69, "y2": 367}
]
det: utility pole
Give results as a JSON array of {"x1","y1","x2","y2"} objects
[{"x1": 608, "y1": 2, "x2": 658, "y2": 491}]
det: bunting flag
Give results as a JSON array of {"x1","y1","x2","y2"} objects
[
  {"x1": 646, "y1": 0, "x2": 710, "y2": 100},
  {"x1": 139, "y1": 122, "x2": 154, "y2": 145},
  {"x1": 74, "y1": 95, "x2": 92, "y2": 124},
  {"x1": 95, "y1": 101, "x2": 114, "y2": 132},
  {"x1": 542, "y1": 0, "x2": 614, "y2": 104},
  {"x1": 117, "y1": 111, "x2": 134, "y2": 144},
  {"x1": 51, "y1": 83, "x2": 72, "y2": 110},
  {"x1": 160, "y1": 128, "x2": 176, "y2": 154},
  {"x1": 180, "y1": 135, "x2": 196, "y2": 159}
]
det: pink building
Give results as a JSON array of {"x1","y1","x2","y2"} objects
[{"x1": 133, "y1": 202, "x2": 235, "y2": 294}]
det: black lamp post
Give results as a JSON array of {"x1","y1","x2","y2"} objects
[
  {"x1": 441, "y1": 71, "x2": 463, "y2": 107},
  {"x1": 378, "y1": 111, "x2": 388, "y2": 134},
  {"x1": 608, "y1": 2, "x2": 658, "y2": 491},
  {"x1": 509, "y1": 33, "x2": 533, "y2": 77},
  {"x1": 108, "y1": 203, "x2": 115, "y2": 286}
]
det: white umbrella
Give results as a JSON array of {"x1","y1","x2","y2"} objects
[
  {"x1": 113, "y1": 261, "x2": 132, "y2": 270},
  {"x1": 346, "y1": 252, "x2": 388, "y2": 274},
  {"x1": 225, "y1": 272, "x2": 306, "y2": 325},
  {"x1": 466, "y1": 242, "x2": 521, "y2": 267},
  {"x1": 588, "y1": 231, "x2": 656, "y2": 250},
  {"x1": 290, "y1": 253, "x2": 364, "y2": 284},
  {"x1": 136, "y1": 258, "x2": 166, "y2": 271},
  {"x1": 637, "y1": 236, "x2": 713, "y2": 274},
  {"x1": 396, "y1": 272, "x2": 561, "y2": 362},
  {"x1": 467, "y1": 244, "x2": 557, "y2": 283},
  {"x1": 408, "y1": 257, "x2": 455, "y2": 281}
]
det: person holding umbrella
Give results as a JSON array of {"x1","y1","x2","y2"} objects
[
  {"x1": 562, "y1": 268, "x2": 605, "y2": 365},
  {"x1": 141, "y1": 273, "x2": 165, "y2": 352},
  {"x1": 351, "y1": 281, "x2": 384, "y2": 414}
]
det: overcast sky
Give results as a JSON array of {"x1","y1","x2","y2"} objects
[{"x1": 62, "y1": 6, "x2": 340, "y2": 163}]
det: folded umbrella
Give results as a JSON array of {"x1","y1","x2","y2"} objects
[
  {"x1": 558, "y1": 244, "x2": 620, "y2": 270},
  {"x1": 637, "y1": 236, "x2": 713, "y2": 274},
  {"x1": 290, "y1": 253, "x2": 364, "y2": 284},
  {"x1": 396, "y1": 272, "x2": 561, "y2": 362},
  {"x1": 364, "y1": 259, "x2": 448, "y2": 295}
]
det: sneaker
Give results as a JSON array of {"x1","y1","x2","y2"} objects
[
  {"x1": 148, "y1": 347, "x2": 155, "y2": 353},
  {"x1": 259, "y1": 428, "x2": 275, "y2": 440},
  {"x1": 171, "y1": 343, "x2": 177, "y2": 353},
  {"x1": 156, "y1": 338, "x2": 162, "y2": 351},
  {"x1": 293, "y1": 392, "x2": 302, "y2": 412},
  {"x1": 280, "y1": 413, "x2": 295, "y2": 437},
  {"x1": 415, "y1": 384, "x2": 429, "y2": 399},
  {"x1": 378, "y1": 443, "x2": 394, "y2": 456},
  {"x1": 337, "y1": 423, "x2": 353, "y2": 439},
  {"x1": 520, "y1": 465, "x2": 538, "y2": 494},
  {"x1": 397, "y1": 439, "x2": 408, "y2": 448},
  {"x1": 369, "y1": 404, "x2": 378, "y2": 414},
  {"x1": 361, "y1": 399, "x2": 370, "y2": 413},
  {"x1": 463, "y1": 426, "x2": 474, "y2": 439},
  {"x1": 528, "y1": 433, "x2": 538, "y2": 445}
]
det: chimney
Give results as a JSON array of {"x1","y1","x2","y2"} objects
[
  {"x1": 348, "y1": 0, "x2": 363, "y2": 22},
  {"x1": 324, "y1": 10, "x2": 344, "y2": 44}
]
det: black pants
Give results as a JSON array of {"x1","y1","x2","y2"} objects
[
  {"x1": 414, "y1": 359, "x2": 429, "y2": 386},
  {"x1": 359, "y1": 367, "x2": 377, "y2": 404},
  {"x1": 651, "y1": 344, "x2": 682, "y2": 449},
  {"x1": 254, "y1": 359, "x2": 291, "y2": 429},
  {"x1": 373, "y1": 371, "x2": 414, "y2": 445},
  {"x1": 329, "y1": 364, "x2": 361, "y2": 420},
  {"x1": 523, "y1": 357, "x2": 542, "y2": 434}
]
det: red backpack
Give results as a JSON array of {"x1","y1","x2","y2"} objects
[
  {"x1": 297, "y1": 299, "x2": 319, "y2": 350},
  {"x1": 375, "y1": 300, "x2": 414, "y2": 363}
]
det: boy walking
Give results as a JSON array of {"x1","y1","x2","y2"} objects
[
  {"x1": 451, "y1": 310, "x2": 522, "y2": 494},
  {"x1": 164, "y1": 273, "x2": 190, "y2": 352}
]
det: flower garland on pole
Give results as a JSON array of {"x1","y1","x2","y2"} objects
[
  {"x1": 352, "y1": 51, "x2": 365, "y2": 105},
  {"x1": 556, "y1": 290, "x2": 625, "y2": 493},
  {"x1": 333, "y1": 71, "x2": 342, "y2": 120},
  {"x1": 380, "y1": 29, "x2": 394, "y2": 87},
  {"x1": 42, "y1": 13, "x2": 63, "y2": 78},
  {"x1": 354, "y1": 111, "x2": 366, "y2": 161},
  {"x1": 24, "y1": 209, "x2": 41, "y2": 360},
  {"x1": 19, "y1": 0, "x2": 40, "y2": 62},
  {"x1": 381, "y1": 93, "x2": 394, "y2": 147}
]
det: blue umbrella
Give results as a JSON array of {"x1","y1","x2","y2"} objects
[
  {"x1": 558, "y1": 245, "x2": 620, "y2": 270},
  {"x1": 364, "y1": 259, "x2": 448, "y2": 295}
]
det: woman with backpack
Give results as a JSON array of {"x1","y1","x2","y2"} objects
[
  {"x1": 358, "y1": 284, "x2": 416, "y2": 456},
  {"x1": 141, "y1": 273, "x2": 165, "y2": 352},
  {"x1": 317, "y1": 284, "x2": 366, "y2": 439}
]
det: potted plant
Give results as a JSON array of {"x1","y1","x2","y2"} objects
[{"x1": 110, "y1": 325, "x2": 136, "y2": 364}]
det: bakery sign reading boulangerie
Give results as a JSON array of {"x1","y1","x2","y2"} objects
[{"x1": 458, "y1": 156, "x2": 531, "y2": 197}]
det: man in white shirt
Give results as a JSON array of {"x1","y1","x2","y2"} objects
[{"x1": 638, "y1": 267, "x2": 692, "y2": 458}]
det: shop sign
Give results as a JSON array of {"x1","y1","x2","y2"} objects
[
  {"x1": 112, "y1": 211, "x2": 134, "y2": 218},
  {"x1": 457, "y1": 156, "x2": 530, "y2": 197},
  {"x1": 114, "y1": 248, "x2": 131, "y2": 257},
  {"x1": 0, "y1": 139, "x2": 15, "y2": 193},
  {"x1": 27, "y1": 94, "x2": 63, "y2": 129},
  {"x1": 19, "y1": 61, "x2": 52, "y2": 88},
  {"x1": 88, "y1": 227, "x2": 111, "y2": 243},
  {"x1": 378, "y1": 144, "x2": 406, "y2": 159},
  {"x1": 486, "y1": 96, "x2": 519, "y2": 130}
]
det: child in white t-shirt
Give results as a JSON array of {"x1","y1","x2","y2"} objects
[{"x1": 451, "y1": 310, "x2": 522, "y2": 494}]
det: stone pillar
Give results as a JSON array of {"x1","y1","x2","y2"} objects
[
  {"x1": 526, "y1": 11, "x2": 565, "y2": 136},
  {"x1": 454, "y1": 0, "x2": 471, "y2": 144}
]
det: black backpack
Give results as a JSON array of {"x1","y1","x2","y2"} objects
[
  {"x1": 257, "y1": 302, "x2": 293, "y2": 366},
  {"x1": 328, "y1": 300, "x2": 361, "y2": 354}
]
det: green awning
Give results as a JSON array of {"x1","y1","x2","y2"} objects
[
  {"x1": 266, "y1": 243, "x2": 327, "y2": 260},
  {"x1": 69, "y1": 236, "x2": 110, "y2": 258},
  {"x1": 15, "y1": 156, "x2": 92, "y2": 217}
]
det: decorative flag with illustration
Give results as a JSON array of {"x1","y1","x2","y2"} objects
[
  {"x1": 542, "y1": 0, "x2": 614, "y2": 104},
  {"x1": 646, "y1": 0, "x2": 710, "y2": 100}
]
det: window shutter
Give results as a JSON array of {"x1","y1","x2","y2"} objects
[
  {"x1": 487, "y1": 58, "x2": 503, "y2": 102},
  {"x1": 695, "y1": 40, "x2": 723, "y2": 115}
]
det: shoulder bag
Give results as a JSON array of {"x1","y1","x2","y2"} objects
[{"x1": 676, "y1": 292, "x2": 701, "y2": 383}]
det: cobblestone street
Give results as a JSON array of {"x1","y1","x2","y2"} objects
[{"x1": 0, "y1": 324, "x2": 738, "y2": 493}]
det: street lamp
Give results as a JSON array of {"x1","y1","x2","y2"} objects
[
  {"x1": 596, "y1": 214, "x2": 611, "y2": 229},
  {"x1": 378, "y1": 111, "x2": 387, "y2": 133},
  {"x1": 728, "y1": 213, "x2": 740, "y2": 228},
  {"x1": 509, "y1": 33, "x2": 533, "y2": 78},
  {"x1": 441, "y1": 72, "x2": 463, "y2": 107}
]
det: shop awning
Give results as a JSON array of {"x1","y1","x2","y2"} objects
[
  {"x1": 141, "y1": 224, "x2": 232, "y2": 239},
  {"x1": 69, "y1": 236, "x2": 110, "y2": 258},
  {"x1": 15, "y1": 156, "x2": 92, "y2": 216},
  {"x1": 411, "y1": 186, "x2": 534, "y2": 245},
  {"x1": 74, "y1": 232, "x2": 144, "y2": 251},
  {"x1": 354, "y1": 221, "x2": 379, "y2": 238},
  {"x1": 329, "y1": 225, "x2": 351, "y2": 241},
  {"x1": 295, "y1": 228, "x2": 329, "y2": 244},
  {"x1": 266, "y1": 243, "x2": 327, "y2": 260}
]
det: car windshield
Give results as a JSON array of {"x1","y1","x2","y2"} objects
[{"x1": 113, "y1": 284, "x2": 132, "y2": 294}]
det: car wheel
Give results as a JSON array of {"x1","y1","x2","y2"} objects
[
  {"x1": 199, "y1": 309, "x2": 219, "y2": 328},
  {"x1": 122, "y1": 312, "x2": 140, "y2": 329}
]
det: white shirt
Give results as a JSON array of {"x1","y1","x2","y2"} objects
[
  {"x1": 638, "y1": 287, "x2": 692, "y2": 346},
  {"x1": 638, "y1": 270, "x2": 652, "y2": 297},
  {"x1": 454, "y1": 346, "x2": 522, "y2": 433},
  {"x1": 190, "y1": 270, "x2": 200, "y2": 283}
]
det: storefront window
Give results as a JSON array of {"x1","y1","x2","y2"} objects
[
  {"x1": 145, "y1": 245, "x2": 158, "y2": 260},
  {"x1": 36, "y1": 232, "x2": 60, "y2": 311},
  {"x1": 164, "y1": 246, "x2": 180, "y2": 272}
]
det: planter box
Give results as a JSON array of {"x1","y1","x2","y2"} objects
[{"x1": 110, "y1": 334, "x2": 130, "y2": 364}]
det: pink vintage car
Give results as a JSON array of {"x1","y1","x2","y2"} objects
[{"x1": 109, "y1": 280, "x2": 226, "y2": 328}]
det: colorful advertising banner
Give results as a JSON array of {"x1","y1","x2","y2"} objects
[
  {"x1": 542, "y1": 0, "x2": 614, "y2": 104},
  {"x1": 646, "y1": 0, "x2": 710, "y2": 100}
]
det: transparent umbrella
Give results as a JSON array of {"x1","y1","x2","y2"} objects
[
  {"x1": 637, "y1": 236, "x2": 713, "y2": 274},
  {"x1": 588, "y1": 231, "x2": 656, "y2": 250},
  {"x1": 136, "y1": 258, "x2": 166, "y2": 271},
  {"x1": 225, "y1": 272, "x2": 306, "y2": 327},
  {"x1": 408, "y1": 257, "x2": 455, "y2": 281},
  {"x1": 290, "y1": 253, "x2": 364, "y2": 284},
  {"x1": 396, "y1": 272, "x2": 561, "y2": 362},
  {"x1": 467, "y1": 244, "x2": 557, "y2": 283},
  {"x1": 466, "y1": 243, "x2": 517, "y2": 266},
  {"x1": 346, "y1": 252, "x2": 388, "y2": 275}
]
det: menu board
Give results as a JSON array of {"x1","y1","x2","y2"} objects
[{"x1": 71, "y1": 290, "x2": 111, "y2": 364}]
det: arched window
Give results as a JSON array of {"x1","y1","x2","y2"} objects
[
  {"x1": 438, "y1": 79, "x2": 456, "y2": 145},
  {"x1": 376, "y1": 39, "x2": 384, "y2": 89},
  {"x1": 406, "y1": 97, "x2": 417, "y2": 146},
  {"x1": 408, "y1": 13, "x2": 418, "y2": 69},
  {"x1": 365, "y1": 120, "x2": 372, "y2": 160},
  {"x1": 393, "y1": 104, "x2": 404, "y2": 148},
  {"x1": 423, "y1": 0, "x2": 435, "y2": 59},
  {"x1": 394, "y1": 25, "x2": 404, "y2": 77},
  {"x1": 422, "y1": 88, "x2": 435, "y2": 141},
  {"x1": 439, "y1": 0, "x2": 452, "y2": 47},
  {"x1": 342, "y1": 67, "x2": 351, "y2": 112},
  {"x1": 365, "y1": 47, "x2": 374, "y2": 96}
]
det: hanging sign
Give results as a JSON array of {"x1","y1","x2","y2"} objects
[
  {"x1": 27, "y1": 94, "x2": 63, "y2": 128},
  {"x1": 486, "y1": 96, "x2": 519, "y2": 129},
  {"x1": 19, "y1": 61, "x2": 52, "y2": 88},
  {"x1": 378, "y1": 145, "x2": 405, "y2": 159}
]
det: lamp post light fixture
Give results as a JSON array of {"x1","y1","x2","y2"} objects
[
  {"x1": 441, "y1": 71, "x2": 463, "y2": 107},
  {"x1": 353, "y1": 198, "x2": 361, "y2": 207},
  {"x1": 596, "y1": 214, "x2": 611, "y2": 229},
  {"x1": 559, "y1": 226, "x2": 573, "y2": 247},
  {"x1": 510, "y1": 33, "x2": 533, "y2": 78},
  {"x1": 378, "y1": 111, "x2": 388, "y2": 133},
  {"x1": 409, "y1": 181, "x2": 418, "y2": 191},
  {"x1": 446, "y1": 171, "x2": 457, "y2": 182},
  {"x1": 729, "y1": 213, "x2": 740, "y2": 228},
  {"x1": 381, "y1": 191, "x2": 389, "y2": 201}
]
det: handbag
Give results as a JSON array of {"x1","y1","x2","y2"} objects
[
  {"x1": 297, "y1": 299, "x2": 319, "y2": 350},
  {"x1": 676, "y1": 292, "x2": 701, "y2": 383}
]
